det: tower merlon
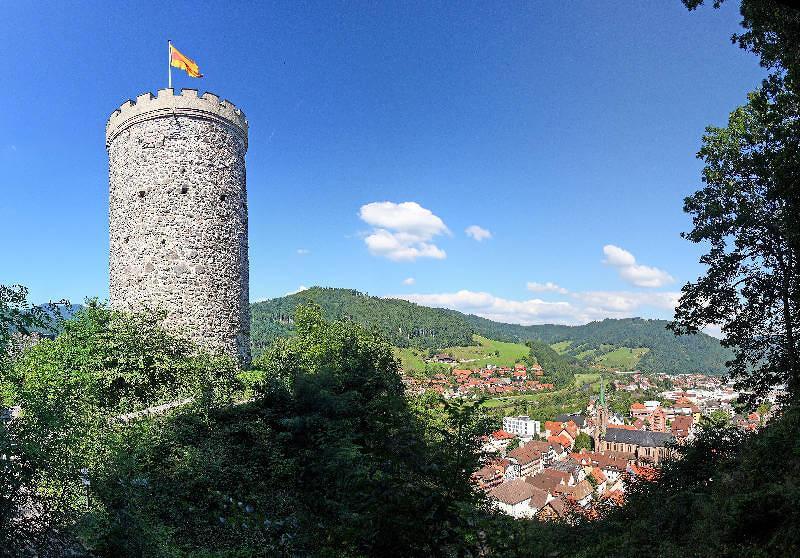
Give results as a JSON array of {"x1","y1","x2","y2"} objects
[{"x1": 106, "y1": 87, "x2": 248, "y2": 150}]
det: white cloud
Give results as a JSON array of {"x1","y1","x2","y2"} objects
[
  {"x1": 403, "y1": 277, "x2": 416, "y2": 285},
  {"x1": 296, "y1": 248, "x2": 310, "y2": 255},
  {"x1": 465, "y1": 225, "x2": 492, "y2": 242},
  {"x1": 359, "y1": 201, "x2": 449, "y2": 261},
  {"x1": 526, "y1": 281, "x2": 568, "y2": 295},
  {"x1": 602, "y1": 244, "x2": 674, "y2": 288},
  {"x1": 388, "y1": 288, "x2": 681, "y2": 326},
  {"x1": 285, "y1": 285, "x2": 308, "y2": 296}
]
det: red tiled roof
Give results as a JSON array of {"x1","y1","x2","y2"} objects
[
  {"x1": 492, "y1": 429, "x2": 515, "y2": 440},
  {"x1": 508, "y1": 444, "x2": 542, "y2": 466},
  {"x1": 548, "y1": 434, "x2": 573, "y2": 447},
  {"x1": 526, "y1": 473, "x2": 563, "y2": 493},
  {"x1": 591, "y1": 467, "x2": 606, "y2": 484},
  {"x1": 528, "y1": 486, "x2": 550, "y2": 510}
]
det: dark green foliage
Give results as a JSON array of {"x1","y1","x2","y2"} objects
[
  {"x1": 251, "y1": 288, "x2": 732, "y2": 375},
  {"x1": 0, "y1": 302, "x2": 239, "y2": 557},
  {"x1": 250, "y1": 287, "x2": 473, "y2": 357},
  {"x1": 2, "y1": 301, "x2": 495, "y2": 556},
  {"x1": 525, "y1": 339, "x2": 592, "y2": 386},
  {"x1": 572, "y1": 432, "x2": 593, "y2": 452},
  {"x1": 673, "y1": 2, "x2": 800, "y2": 403}
]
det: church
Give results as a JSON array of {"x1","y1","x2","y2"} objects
[{"x1": 593, "y1": 382, "x2": 675, "y2": 465}]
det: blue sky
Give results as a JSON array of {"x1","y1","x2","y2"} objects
[{"x1": 0, "y1": 1, "x2": 764, "y2": 327}]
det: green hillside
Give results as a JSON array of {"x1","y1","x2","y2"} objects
[
  {"x1": 394, "y1": 334, "x2": 530, "y2": 376},
  {"x1": 250, "y1": 287, "x2": 732, "y2": 375},
  {"x1": 250, "y1": 287, "x2": 473, "y2": 357},
  {"x1": 464, "y1": 314, "x2": 732, "y2": 375}
]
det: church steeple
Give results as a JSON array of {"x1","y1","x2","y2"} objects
[{"x1": 594, "y1": 379, "x2": 608, "y2": 450}]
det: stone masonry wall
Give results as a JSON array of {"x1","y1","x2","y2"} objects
[{"x1": 106, "y1": 88, "x2": 250, "y2": 366}]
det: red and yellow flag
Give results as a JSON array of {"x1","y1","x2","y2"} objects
[{"x1": 170, "y1": 44, "x2": 203, "y2": 78}]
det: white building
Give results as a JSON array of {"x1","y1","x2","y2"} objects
[
  {"x1": 488, "y1": 479, "x2": 538, "y2": 518},
  {"x1": 503, "y1": 415, "x2": 541, "y2": 437}
]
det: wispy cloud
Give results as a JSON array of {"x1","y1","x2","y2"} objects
[
  {"x1": 465, "y1": 225, "x2": 492, "y2": 242},
  {"x1": 389, "y1": 288, "x2": 681, "y2": 326},
  {"x1": 359, "y1": 201, "x2": 449, "y2": 261},
  {"x1": 602, "y1": 244, "x2": 674, "y2": 288},
  {"x1": 285, "y1": 285, "x2": 308, "y2": 296},
  {"x1": 403, "y1": 277, "x2": 416, "y2": 285},
  {"x1": 527, "y1": 281, "x2": 568, "y2": 294},
  {"x1": 296, "y1": 248, "x2": 311, "y2": 255}
]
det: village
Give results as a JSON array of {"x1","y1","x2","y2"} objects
[
  {"x1": 402, "y1": 360, "x2": 780, "y2": 521},
  {"x1": 403, "y1": 360, "x2": 555, "y2": 397}
]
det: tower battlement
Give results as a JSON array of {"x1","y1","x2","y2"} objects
[
  {"x1": 107, "y1": 88, "x2": 251, "y2": 366},
  {"x1": 106, "y1": 88, "x2": 248, "y2": 149}
]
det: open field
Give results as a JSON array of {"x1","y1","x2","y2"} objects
[
  {"x1": 594, "y1": 347, "x2": 649, "y2": 369},
  {"x1": 480, "y1": 373, "x2": 604, "y2": 421},
  {"x1": 550, "y1": 340, "x2": 572, "y2": 354},
  {"x1": 394, "y1": 335, "x2": 529, "y2": 375},
  {"x1": 393, "y1": 347, "x2": 427, "y2": 375},
  {"x1": 574, "y1": 373, "x2": 601, "y2": 387}
]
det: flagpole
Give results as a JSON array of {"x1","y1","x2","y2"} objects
[{"x1": 168, "y1": 40, "x2": 172, "y2": 89}]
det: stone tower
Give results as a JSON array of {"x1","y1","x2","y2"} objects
[{"x1": 106, "y1": 88, "x2": 250, "y2": 366}]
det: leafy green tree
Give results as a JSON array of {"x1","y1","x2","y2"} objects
[
  {"x1": 675, "y1": 1, "x2": 800, "y2": 406},
  {"x1": 0, "y1": 302, "x2": 238, "y2": 556},
  {"x1": 669, "y1": 76, "x2": 800, "y2": 403},
  {"x1": 70, "y1": 304, "x2": 491, "y2": 556},
  {"x1": 573, "y1": 432, "x2": 593, "y2": 452}
]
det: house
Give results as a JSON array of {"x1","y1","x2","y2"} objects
[
  {"x1": 537, "y1": 497, "x2": 568, "y2": 521},
  {"x1": 503, "y1": 415, "x2": 541, "y2": 437},
  {"x1": 488, "y1": 479, "x2": 537, "y2": 518},
  {"x1": 600, "y1": 427, "x2": 675, "y2": 465},
  {"x1": 630, "y1": 402, "x2": 650, "y2": 421},
  {"x1": 526, "y1": 471, "x2": 567, "y2": 495},
  {"x1": 555, "y1": 413, "x2": 587, "y2": 429},
  {"x1": 517, "y1": 440, "x2": 563, "y2": 468},
  {"x1": 472, "y1": 459, "x2": 510, "y2": 491},
  {"x1": 670, "y1": 415, "x2": 693, "y2": 439},
  {"x1": 430, "y1": 354, "x2": 456, "y2": 364},
  {"x1": 527, "y1": 486, "x2": 552, "y2": 514},
  {"x1": 483, "y1": 429, "x2": 516, "y2": 453},
  {"x1": 548, "y1": 458, "x2": 585, "y2": 483},
  {"x1": 507, "y1": 444, "x2": 543, "y2": 477},
  {"x1": 544, "y1": 420, "x2": 577, "y2": 447},
  {"x1": 651, "y1": 407, "x2": 667, "y2": 432},
  {"x1": 589, "y1": 467, "x2": 607, "y2": 494},
  {"x1": 564, "y1": 479, "x2": 594, "y2": 507},
  {"x1": 569, "y1": 450, "x2": 631, "y2": 484},
  {"x1": 644, "y1": 400, "x2": 661, "y2": 412},
  {"x1": 541, "y1": 468, "x2": 573, "y2": 487}
]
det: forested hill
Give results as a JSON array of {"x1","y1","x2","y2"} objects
[
  {"x1": 462, "y1": 314, "x2": 732, "y2": 376},
  {"x1": 250, "y1": 287, "x2": 474, "y2": 356},
  {"x1": 250, "y1": 287, "x2": 732, "y2": 375}
]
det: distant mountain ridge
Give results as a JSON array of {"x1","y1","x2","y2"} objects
[{"x1": 250, "y1": 287, "x2": 733, "y2": 375}]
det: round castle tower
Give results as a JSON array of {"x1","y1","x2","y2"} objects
[{"x1": 106, "y1": 88, "x2": 250, "y2": 366}]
